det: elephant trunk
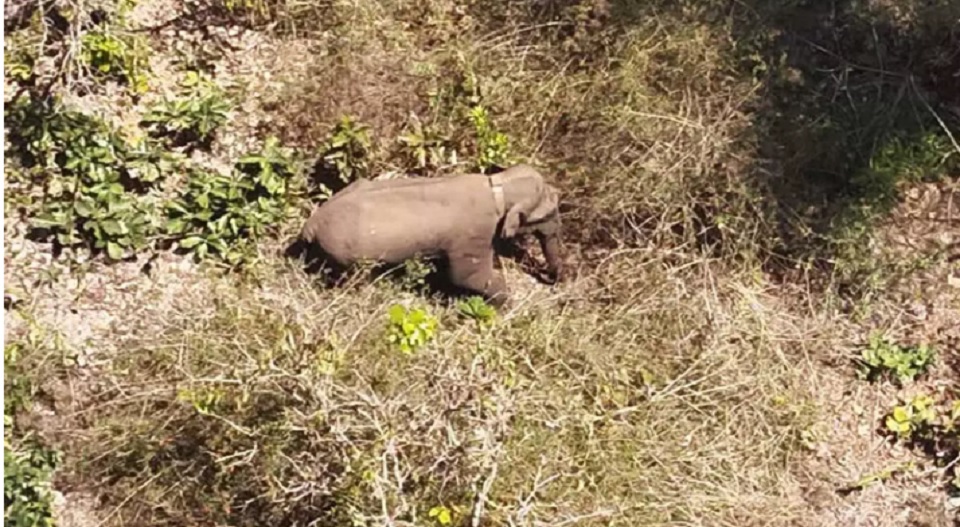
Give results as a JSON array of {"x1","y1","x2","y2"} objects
[{"x1": 536, "y1": 231, "x2": 564, "y2": 283}]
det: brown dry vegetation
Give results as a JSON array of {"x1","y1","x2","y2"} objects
[{"x1": 4, "y1": 0, "x2": 960, "y2": 526}]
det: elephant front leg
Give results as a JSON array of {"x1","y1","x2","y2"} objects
[{"x1": 448, "y1": 249, "x2": 509, "y2": 308}]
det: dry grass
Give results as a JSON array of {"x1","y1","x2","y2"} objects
[
  {"x1": 29, "y1": 252, "x2": 825, "y2": 527},
  {"x1": 4, "y1": 0, "x2": 960, "y2": 526}
]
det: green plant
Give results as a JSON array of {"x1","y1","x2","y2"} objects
[
  {"x1": 457, "y1": 296, "x2": 496, "y2": 325},
  {"x1": 5, "y1": 330, "x2": 62, "y2": 527},
  {"x1": 884, "y1": 396, "x2": 959, "y2": 491},
  {"x1": 825, "y1": 130, "x2": 959, "y2": 293},
  {"x1": 315, "y1": 116, "x2": 371, "y2": 197},
  {"x1": 165, "y1": 137, "x2": 298, "y2": 265},
  {"x1": 216, "y1": 0, "x2": 279, "y2": 26},
  {"x1": 398, "y1": 115, "x2": 452, "y2": 171},
  {"x1": 222, "y1": 0, "x2": 268, "y2": 15},
  {"x1": 5, "y1": 344, "x2": 34, "y2": 419},
  {"x1": 177, "y1": 385, "x2": 228, "y2": 415},
  {"x1": 399, "y1": 257, "x2": 436, "y2": 291},
  {"x1": 467, "y1": 105, "x2": 511, "y2": 173},
  {"x1": 852, "y1": 131, "x2": 956, "y2": 206},
  {"x1": 142, "y1": 71, "x2": 231, "y2": 147},
  {"x1": 386, "y1": 304, "x2": 438, "y2": 354},
  {"x1": 428, "y1": 505, "x2": 453, "y2": 525},
  {"x1": 843, "y1": 462, "x2": 916, "y2": 493},
  {"x1": 858, "y1": 334, "x2": 935, "y2": 384},
  {"x1": 80, "y1": 28, "x2": 149, "y2": 93},
  {"x1": 885, "y1": 395, "x2": 938, "y2": 439},
  {"x1": 4, "y1": 439, "x2": 60, "y2": 527},
  {"x1": 6, "y1": 96, "x2": 173, "y2": 259},
  {"x1": 4, "y1": 46, "x2": 34, "y2": 83}
]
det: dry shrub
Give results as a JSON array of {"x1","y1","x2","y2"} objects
[
  {"x1": 263, "y1": 0, "x2": 771, "y2": 257},
  {"x1": 54, "y1": 254, "x2": 818, "y2": 526}
]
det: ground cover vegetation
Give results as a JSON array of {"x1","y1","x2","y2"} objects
[{"x1": 4, "y1": 0, "x2": 959, "y2": 525}]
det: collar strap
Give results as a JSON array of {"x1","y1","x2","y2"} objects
[{"x1": 489, "y1": 173, "x2": 506, "y2": 217}]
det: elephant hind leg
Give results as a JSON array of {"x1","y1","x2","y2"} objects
[{"x1": 447, "y1": 250, "x2": 509, "y2": 308}]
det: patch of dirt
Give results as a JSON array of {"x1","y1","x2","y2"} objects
[
  {"x1": 52, "y1": 491, "x2": 101, "y2": 527},
  {"x1": 263, "y1": 38, "x2": 428, "y2": 151},
  {"x1": 875, "y1": 180, "x2": 960, "y2": 366},
  {"x1": 795, "y1": 178, "x2": 960, "y2": 527}
]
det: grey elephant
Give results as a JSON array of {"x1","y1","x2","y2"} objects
[{"x1": 292, "y1": 164, "x2": 565, "y2": 307}]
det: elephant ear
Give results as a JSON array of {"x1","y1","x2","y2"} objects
[
  {"x1": 501, "y1": 185, "x2": 559, "y2": 238},
  {"x1": 528, "y1": 185, "x2": 560, "y2": 223}
]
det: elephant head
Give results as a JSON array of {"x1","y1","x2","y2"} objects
[{"x1": 492, "y1": 166, "x2": 565, "y2": 283}]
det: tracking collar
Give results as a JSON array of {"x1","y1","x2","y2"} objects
[{"x1": 489, "y1": 173, "x2": 506, "y2": 217}]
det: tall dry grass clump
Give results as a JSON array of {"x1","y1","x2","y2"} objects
[{"x1": 59, "y1": 254, "x2": 819, "y2": 526}]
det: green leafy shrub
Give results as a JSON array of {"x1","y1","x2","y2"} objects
[
  {"x1": 6, "y1": 97, "x2": 174, "y2": 259},
  {"x1": 398, "y1": 115, "x2": 452, "y2": 172},
  {"x1": 884, "y1": 395, "x2": 959, "y2": 490},
  {"x1": 427, "y1": 505, "x2": 455, "y2": 525},
  {"x1": 176, "y1": 385, "x2": 228, "y2": 415},
  {"x1": 5, "y1": 336, "x2": 61, "y2": 527},
  {"x1": 387, "y1": 304, "x2": 438, "y2": 354},
  {"x1": 885, "y1": 395, "x2": 939, "y2": 439},
  {"x1": 212, "y1": 0, "x2": 284, "y2": 27},
  {"x1": 4, "y1": 440, "x2": 60, "y2": 527},
  {"x1": 165, "y1": 137, "x2": 298, "y2": 265},
  {"x1": 142, "y1": 71, "x2": 231, "y2": 148},
  {"x1": 5, "y1": 344, "x2": 34, "y2": 419},
  {"x1": 852, "y1": 131, "x2": 957, "y2": 207},
  {"x1": 80, "y1": 28, "x2": 149, "y2": 93},
  {"x1": 467, "y1": 105, "x2": 511, "y2": 173},
  {"x1": 313, "y1": 116, "x2": 372, "y2": 197},
  {"x1": 858, "y1": 334, "x2": 935, "y2": 384},
  {"x1": 4, "y1": 46, "x2": 35, "y2": 84},
  {"x1": 827, "y1": 131, "x2": 959, "y2": 292},
  {"x1": 457, "y1": 296, "x2": 496, "y2": 325},
  {"x1": 398, "y1": 257, "x2": 436, "y2": 291}
]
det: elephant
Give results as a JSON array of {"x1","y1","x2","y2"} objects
[{"x1": 291, "y1": 164, "x2": 565, "y2": 307}]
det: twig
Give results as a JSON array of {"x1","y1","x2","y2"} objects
[
  {"x1": 471, "y1": 455, "x2": 500, "y2": 527},
  {"x1": 909, "y1": 77, "x2": 960, "y2": 157},
  {"x1": 546, "y1": 508, "x2": 618, "y2": 527},
  {"x1": 95, "y1": 468, "x2": 167, "y2": 526}
]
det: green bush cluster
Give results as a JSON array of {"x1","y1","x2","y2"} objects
[
  {"x1": 4, "y1": 439, "x2": 60, "y2": 527},
  {"x1": 858, "y1": 334, "x2": 935, "y2": 385},
  {"x1": 167, "y1": 138, "x2": 300, "y2": 265},
  {"x1": 852, "y1": 131, "x2": 957, "y2": 208},
  {"x1": 884, "y1": 395, "x2": 960, "y2": 490},
  {"x1": 386, "y1": 298, "x2": 496, "y2": 355},
  {"x1": 387, "y1": 304, "x2": 439, "y2": 354},
  {"x1": 313, "y1": 116, "x2": 372, "y2": 197},
  {"x1": 7, "y1": 97, "x2": 174, "y2": 259},
  {"x1": 80, "y1": 29, "x2": 150, "y2": 93},
  {"x1": 4, "y1": 342, "x2": 61, "y2": 527},
  {"x1": 3, "y1": 19, "x2": 294, "y2": 267},
  {"x1": 467, "y1": 104, "x2": 511, "y2": 173},
  {"x1": 142, "y1": 71, "x2": 231, "y2": 147},
  {"x1": 6, "y1": 93, "x2": 298, "y2": 266},
  {"x1": 398, "y1": 116, "x2": 451, "y2": 172}
]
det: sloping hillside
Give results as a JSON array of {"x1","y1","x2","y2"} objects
[{"x1": 4, "y1": 1, "x2": 959, "y2": 526}]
